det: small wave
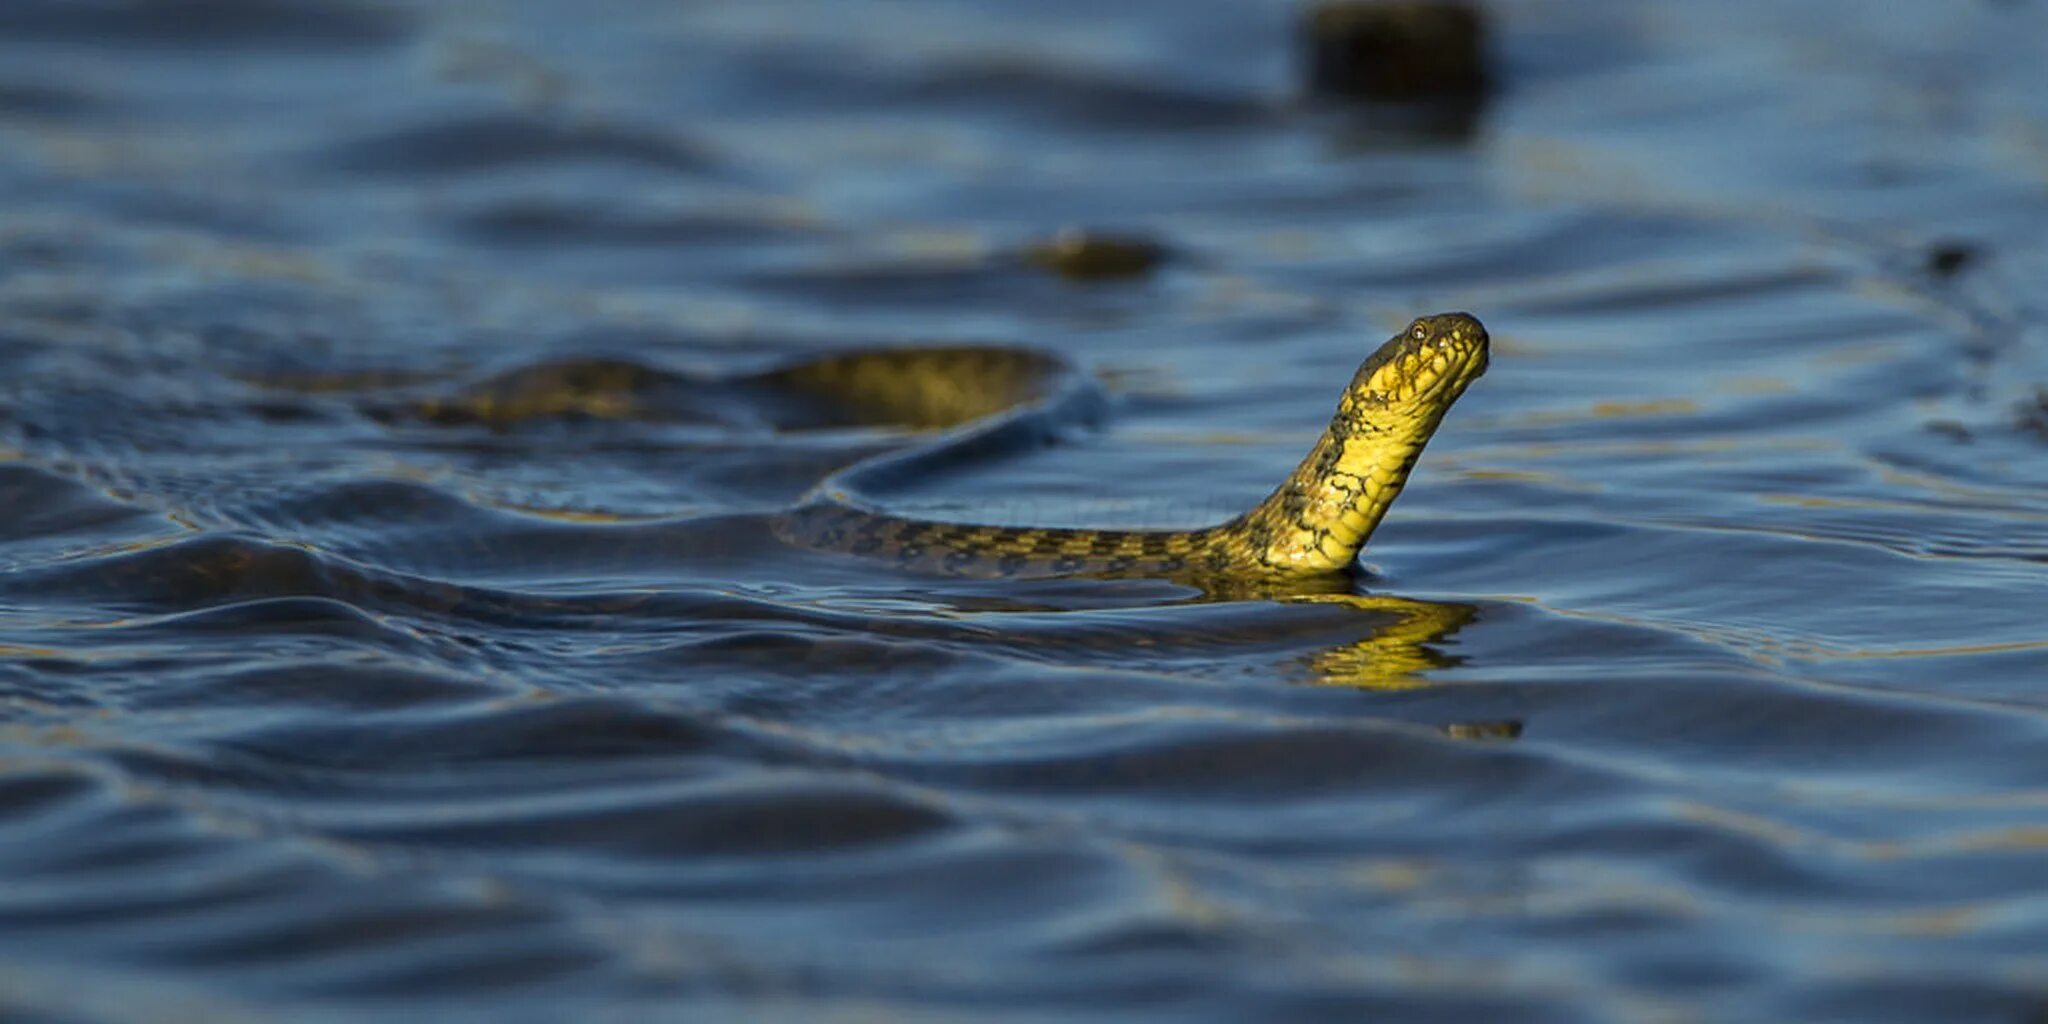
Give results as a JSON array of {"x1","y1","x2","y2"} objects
[
  {"x1": 446, "y1": 198, "x2": 821, "y2": 249},
  {"x1": 311, "y1": 111, "x2": 719, "y2": 178},
  {"x1": 0, "y1": 463, "x2": 163, "y2": 548},
  {"x1": 0, "y1": 79, "x2": 100, "y2": 118},
  {"x1": 0, "y1": 0, "x2": 410, "y2": 49}
]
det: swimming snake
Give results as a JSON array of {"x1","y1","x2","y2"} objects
[
  {"x1": 773, "y1": 312, "x2": 1489, "y2": 578},
  {"x1": 220, "y1": 313, "x2": 1489, "y2": 687}
]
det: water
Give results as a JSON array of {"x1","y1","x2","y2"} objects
[{"x1": 4, "y1": 1, "x2": 2048, "y2": 1020}]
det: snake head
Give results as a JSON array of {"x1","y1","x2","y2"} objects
[{"x1": 1348, "y1": 312, "x2": 1490, "y2": 412}]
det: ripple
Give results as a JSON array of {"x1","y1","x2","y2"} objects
[
  {"x1": 7, "y1": 0, "x2": 2048, "y2": 1019},
  {"x1": 0, "y1": 79, "x2": 99, "y2": 118},
  {"x1": 894, "y1": 58, "x2": 1271, "y2": 132},
  {"x1": 136, "y1": 656, "x2": 505, "y2": 713},
  {"x1": 0, "y1": 534, "x2": 376, "y2": 612},
  {"x1": 333, "y1": 774, "x2": 959, "y2": 859},
  {"x1": 216, "y1": 694, "x2": 740, "y2": 769},
  {"x1": 225, "y1": 479, "x2": 787, "y2": 584},
  {"x1": 873, "y1": 713, "x2": 1584, "y2": 809},
  {"x1": 312, "y1": 111, "x2": 719, "y2": 178},
  {"x1": 0, "y1": 0, "x2": 410, "y2": 49},
  {"x1": 0, "y1": 531, "x2": 764, "y2": 629},
  {"x1": 0, "y1": 765, "x2": 101, "y2": 827},
  {"x1": 701, "y1": 44, "x2": 1270, "y2": 133},
  {"x1": 0, "y1": 463, "x2": 162, "y2": 549},
  {"x1": 446, "y1": 197, "x2": 820, "y2": 249}
]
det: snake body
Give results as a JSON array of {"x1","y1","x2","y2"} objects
[{"x1": 774, "y1": 312, "x2": 1489, "y2": 578}]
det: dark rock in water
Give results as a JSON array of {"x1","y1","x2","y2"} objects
[
  {"x1": 1926, "y1": 241, "x2": 1979, "y2": 278},
  {"x1": 1301, "y1": 0, "x2": 1491, "y2": 102},
  {"x1": 1022, "y1": 229, "x2": 1169, "y2": 282}
]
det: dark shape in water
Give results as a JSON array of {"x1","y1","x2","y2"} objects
[
  {"x1": 1301, "y1": 0, "x2": 1491, "y2": 102},
  {"x1": 1925, "y1": 240, "x2": 1980, "y2": 278},
  {"x1": 316, "y1": 112, "x2": 717, "y2": 178},
  {"x1": 1022, "y1": 229, "x2": 1170, "y2": 282},
  {"x1": 1924, "y1": 419, "x2": 1973, "y2": 443}
]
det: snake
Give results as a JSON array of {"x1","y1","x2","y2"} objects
[
  {"x1": 196, "y1": 311, "x2": 1489, "y2": 686},
  {"x1": 772, "y1": 312, "x2": 1489, "y2": 579}
]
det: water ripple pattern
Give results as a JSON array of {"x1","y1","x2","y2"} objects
[{"x1": 3, "y1": 1, "x2": 2048, "y2": 1021}]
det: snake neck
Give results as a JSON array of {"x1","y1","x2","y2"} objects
[{"x1": 1224, "y1": 408, "x2": 1445, "y2": 572}]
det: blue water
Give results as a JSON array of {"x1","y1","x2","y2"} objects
[{"x1": 4, "y1": 1, "x2": 2048, "y2": 1020}]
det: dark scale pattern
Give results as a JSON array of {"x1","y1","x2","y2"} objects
[{"x1": 773, "y1": 314, "x2": 1489, "y2": 579}]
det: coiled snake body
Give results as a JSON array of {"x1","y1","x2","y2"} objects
[{"x1": 774, "y1": 312, "x2": 1489, "y2": 579}]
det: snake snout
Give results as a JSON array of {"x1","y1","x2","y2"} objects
[{"x1": 1418, "y1": 312, "x2": 1487, "y2": 361}]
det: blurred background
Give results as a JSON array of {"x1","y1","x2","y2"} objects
[{"x1": 4, "y1": 1, "x2": 2048, "y2": 1021}]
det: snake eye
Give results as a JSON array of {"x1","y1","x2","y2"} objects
[{"x1": 1409, "y1": 322, "x2": 1428, "y2": 341}]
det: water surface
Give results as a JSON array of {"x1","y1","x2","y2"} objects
[{"x1": 4, "y1": 1, "x2": 2048, "y2": 1020}]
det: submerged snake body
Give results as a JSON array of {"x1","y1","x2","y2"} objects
[{"x1": 774, "y1": 313, "x2": 1489, "y2": 578}]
